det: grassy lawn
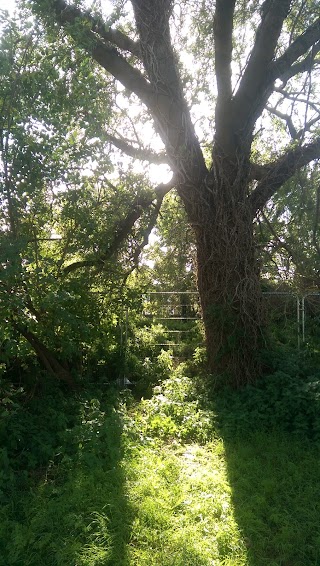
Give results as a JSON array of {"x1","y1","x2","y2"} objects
[{"x1": 1, "y1": 368, "x2": 320, "y2": 565}]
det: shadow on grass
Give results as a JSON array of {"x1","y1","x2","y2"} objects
[
  {"x1": 214, "y1": 370, "x2": 320, "y2": 566},
  {"x1": 0, "y1": 387, "x2": 132, "y2": 566},
  {"x1": 222, "y1": 431, "x2": 320, "y2": 566}
]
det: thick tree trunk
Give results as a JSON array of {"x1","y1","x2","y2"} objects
[
  {"x1": 182, "y1": 170, "x2": 264, "y2": 387},
  {"x1": 196, "y1": 230, "x2": 263, "y2": 386}
]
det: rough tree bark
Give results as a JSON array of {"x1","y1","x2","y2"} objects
[
  {"x1": 190, "y1": 179, "x2": 263, "y2": 384},
  {"x1": 31, "y1": 0, "x2": 320, "y2": 386}
]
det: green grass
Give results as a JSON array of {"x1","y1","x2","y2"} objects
[
  {"x1": 1, "y1": 368, "x2": 320, "y2": 564},
  {"x1": 224, "y1": 433, "x2": 320, "y2": 565},
  {"x1": 124, "y1": 442, "x2": 246, "y2": 565}
]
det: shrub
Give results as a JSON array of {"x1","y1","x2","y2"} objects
[
  {"x1": 130, "y1": 369, "x2": 216, "y2": 444},
  {"x1": 215, "y1": 366, "x2": 320, "y2": 440}
]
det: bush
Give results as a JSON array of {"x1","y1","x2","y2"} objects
[
  {"x1": 130, "y1": 368, "x2": 216, "y2": 444},
  {"x1": 215, "y1": 363, "x2": 320, "y2": 440},
  {"x1": 125, "y1": 348, "x2": 175, "y2": 397}
]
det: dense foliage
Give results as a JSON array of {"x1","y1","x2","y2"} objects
[
  {"x1": 0, "y1": 4, "x2": 320, "y2": 563},
  {"x1": 0, "y1": 11, "x2": 163, "y2": 385},
  {"x1": 23, "y1": 0, "x2": 320, "y2": 385}
]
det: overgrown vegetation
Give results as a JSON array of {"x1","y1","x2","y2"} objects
[
  {"x1": 1, "y1": 1, "x2": 320, "y2": 564},
  {"x1": 1, "y1": 351, "x2": 320, "y2": 565}
]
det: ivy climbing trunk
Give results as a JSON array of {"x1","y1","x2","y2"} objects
[
  {"x1": 181, "y1": 168, "x2": 264, "y2": 387},
  {"x1": 196, "y1": 222, "x2": 263, "y2": 385}
]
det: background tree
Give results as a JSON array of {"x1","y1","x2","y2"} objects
[
  {"x1": 0, "y1": 12, "x2": 161, "y2": 385},
  {"x1": 143, "y1": 193, "x2": 196, "y2": 293},
  {"x1": 257, "y1": 167, "x2": 320, "y2": 289},
  {"x1": 28, "y1": 0, "x2": 320, "y2": 386}
]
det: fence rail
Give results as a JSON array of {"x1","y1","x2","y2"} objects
[{"x1": 139, "y1": 291, "x2": 320, "y2": 351}]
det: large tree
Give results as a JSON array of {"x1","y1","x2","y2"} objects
[{"x1": 29, "y1": 0, "x2": 320, "y2": 386}]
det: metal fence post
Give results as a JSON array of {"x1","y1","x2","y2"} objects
[
  {"x1": 297, "y1": 296, "x2": 300, "y2": 350},
  {"x1": 302, "y1": 295, "x2": 305, "y2": 344}
]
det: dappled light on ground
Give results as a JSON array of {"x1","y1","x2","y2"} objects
[
  {"x1": 124, "y1": 441, "x2": 247, "y2": 565},
  {"x1": 2, "y1": 369, "x2": 320, "y2": 564}
]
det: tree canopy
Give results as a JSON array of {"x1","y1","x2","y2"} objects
[
  {"x1": 2, "y1": 0, "x2": 320, "y2": 386},
  {"x1": 0, "y1": 13, "x2": 159, "y2": 383}
]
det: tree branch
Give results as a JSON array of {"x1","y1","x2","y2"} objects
[
  {"x1": 233, "y1": 0, "x2": 291, "y2": 136},
  {"x1": 214, "y1": 0, "x2": 235, "y2": 101},
  {"x1": 33, "y1": 0, "x2": 207, "y2": 183},
  {"x1": 130, "y1": 0, "x2": 207, "y2": 182},
  {"x1": 33, "y1": 0, "x2": 154, "y2": 107},
  {"x1": 271, "y1": 20, "x2": 320, "y2": 83},
  {"x1": 63, "y1": 196, "x2": 152, "y2": 274},
  {"x1": 296, "y1": 114, "x2": 320, "y2": 139},
  {"x1": 13, "y1": 322, "x2": 74, "y2": 386},
  {"x1": 265, "y1": 103, "x2": 320, "y2": 140},
  {"x1": 277, "y1": 46, "x2": 320, "y2": 86},
  {"x1": 260, "y1": 210, "x2": 297, "y2": 264},
  {"x1": 214, "y1": 0, "x2": 236, "y2": 151},
  {"x1": 274, "y1": 86, "x2": 320, "y2": 114},
  {"x1": 249, "y1": 162, "x2": 270, "y2": 181},
  {"x1": 266, "y1": 105, "x2": 298, "y2": 139},
  {"x1": 105, "y1": 132, "x2": 168, "y2": 164},
  {"x1": 40, "y1": 0, "x2": 141, "y2": 56},
  {"x1": 63, "y1": 178, "x2": 176, "y2": 274},
  {"x1": 249, "y1": 137, "x2": 320, "y2": 214},
  {"x1": 130, "y1": 197, "x2": 163, "y2": 271}
]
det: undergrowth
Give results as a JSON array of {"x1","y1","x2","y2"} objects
[
  {"x1": 215, "y1": 349, "x2": 320, "y2": 440},
  {"x1": 1, "y1": 350, "x2": 320, "y2": 564}
]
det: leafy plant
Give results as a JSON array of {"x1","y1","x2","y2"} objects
[{"x1": 215, "y1": 360, "x2": 320, "y2": 440}]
